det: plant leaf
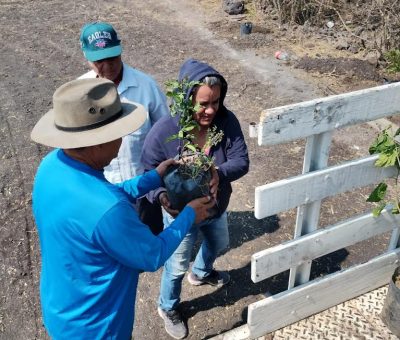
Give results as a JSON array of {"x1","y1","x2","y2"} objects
[
  {"x1": 182, "y1": 124, "x2": 197, "y2": 132},
  {"x1": 392, "y1": 206, "x2": 400, "y2": 214},
  {"x1": 372, "y1": 203, "x2": 386, "y2": 217},
  {"x1": 369, "y1": 129, "x2": 393, "y2": 155},
  {"x1": 375, "y1": 151, "x2": 397, "y2": 167},
  {"x1": 366, "y1": 182, "x2": 387, "y2": 202},
  {"x1": 166, "y1": 134, "x2": 179, "y2": 142},
  {"x1": 186, "y1": 144, "x2": 197, "y2": 152}
]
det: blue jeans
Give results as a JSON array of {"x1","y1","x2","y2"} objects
[{"x1": 158, "y1": 211, "x2": 229, "y2": 311}]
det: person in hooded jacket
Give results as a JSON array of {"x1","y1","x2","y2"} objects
[{"x1": 141, "y1": 58, "x2": 249, "y2": 339}]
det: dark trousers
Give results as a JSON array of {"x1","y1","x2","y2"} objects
[{"x1": 137, "y1": 196, "x2": 164, "y2": 235}]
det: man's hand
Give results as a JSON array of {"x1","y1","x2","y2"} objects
[
  {"x1": 187, "y1": 196, "x2": 215, "y2": 224},
  {"x1": 155, "y1": 159, "x2": 177, "y2": 177},
  {"x1": 209, "y1": 166, "x2": 219, "y2": 201},
  {"x1": 159, "y1": 192, "x2": 179, "y2": 217}
]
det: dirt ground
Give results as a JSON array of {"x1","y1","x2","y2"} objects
[{"x1": 0, "y1": 0, "x2": 396, "y2": 339}]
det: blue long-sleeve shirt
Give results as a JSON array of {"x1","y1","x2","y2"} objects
[{"x1": 32, "y1": 149, "x2": 195, "y2": 339}]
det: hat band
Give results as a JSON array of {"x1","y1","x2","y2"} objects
[{"x1": 55, "y1": 109, "x2": 123, "y2": 132}]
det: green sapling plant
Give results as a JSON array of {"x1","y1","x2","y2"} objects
[
  {"x1": 165, "y1": 78, "x2": 223, "y2": 179},
  {"x1": 367, "y1": 127, "x2": 400, "y2": 216},
  {"x1": 162, "y1": 77, "x2": 224, "y2": 210}
]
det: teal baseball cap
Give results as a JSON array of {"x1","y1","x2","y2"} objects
[{"x1": 80, "y1": 22, "x2": 122, "y2": 62}]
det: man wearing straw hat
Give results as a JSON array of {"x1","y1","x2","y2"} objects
[{"x1": 31, "y1": 78, "x2": 214, "y2": 339}]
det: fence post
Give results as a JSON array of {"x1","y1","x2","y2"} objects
[
  {"x1": 288, "y1": 131, "x2": 333, "y2": 288},
  {"x1": 388, "y1": 227, "x2": 400, "y2": 250}
]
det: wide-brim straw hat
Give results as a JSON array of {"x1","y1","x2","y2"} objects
[{"x1": 31, "y1": 78, "x2": 147, "y2": 149}]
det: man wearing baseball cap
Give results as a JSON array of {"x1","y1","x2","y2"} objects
[
  {"x1": 79, "y1": 21, "x2": 167, "y2": 234},
  {"x1": 31, "y1": 78, "x2": 214, "y2": 339}
]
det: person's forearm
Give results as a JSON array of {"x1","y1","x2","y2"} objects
[
  {"x1": 117, "y1": 169, "x2": 162, "y2": 198},
  {"x1": 145, "y1": 206, "x2": 196, "y2": 270}
]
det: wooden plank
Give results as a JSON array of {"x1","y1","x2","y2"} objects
[
  {"x1": 289, "y1": 131, "x2": 332, "y2": 288},
  {"x1": 247, "y1": 248, "x2": 400, "y2": 339},
  {"x1": 252, "y1": 209, "x2": 400, "y2": 283},
  {"x1": 208, "y1": 324, "x2": 250, "y2": 340},
  {"x1": 258, "y1": 82, "x2": 400, "y2": 146},
  {"x1": 255, "y1": 155, "x2": 397, "y2": 219},
  {"x1": 388, "y1": 227, "x2": 400, "y2": 250}
]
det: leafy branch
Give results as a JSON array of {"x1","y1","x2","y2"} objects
[
  {"x1": 367, "y1": 127, "x2": 400, "y2": 216},
  {"x1": 165, "y1": 78, "x2": 224, "y2": 177}
]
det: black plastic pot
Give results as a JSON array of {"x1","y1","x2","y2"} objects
[
  {"x1": 163, "y1": 163, "x2": 212, "y2": 211},
  {"x1": 381, "y1": 266, "x2": 400, "y2": 337},
  {"x1": 240, "y1": 22, "x2": 252, "y2": 36}
]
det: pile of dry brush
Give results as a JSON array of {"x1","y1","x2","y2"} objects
[{"x1": 254, "y1": 0, "x2": 400, "y2": 55}]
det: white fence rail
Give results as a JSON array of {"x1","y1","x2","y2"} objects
[
  {"x1": 255, "y1": 155, "x2": 397, "y2": 219},
  {"x1": 258, "y1": 82, "x2": 400, "y2": 146},
  {"x1": 247, "y1": 82, "x2": 400, "y2": 339},
  {"x1": 248, "y1": 249, "x2": 400, "y2": 337},
  {"x1": 252, "y1": 209, "x2": 400, "y2": 283}
]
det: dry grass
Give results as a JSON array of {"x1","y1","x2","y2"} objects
[{"x1": 254, "y1": 0, "x2": 400, "y2": 55}]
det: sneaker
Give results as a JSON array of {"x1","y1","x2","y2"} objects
[
  {"x1": 187, "y1": 269, "x2": 230, "y2": 287},
  {"x1": 157, "y1": 307, "x2": 188, "y2": 339}
]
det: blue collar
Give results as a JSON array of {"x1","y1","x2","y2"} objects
[{"x1": 57, "y1": 149, "x2": 105, "y2": 180}]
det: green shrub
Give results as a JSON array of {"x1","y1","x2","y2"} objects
[
  {"x1": 384, "y1": 49, "x2": 400, "y2": 73},
  {"x1": 367, "y1": 127, "x2": 400, "y2": 216}
]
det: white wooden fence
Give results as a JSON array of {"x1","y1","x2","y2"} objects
[{"x1": 247, "y1": 82, "x2": 400, "y2": 338}]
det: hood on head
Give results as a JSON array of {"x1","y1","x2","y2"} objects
[{"x1": 178, "y1": 58, "x2": 228, "y2": 110}]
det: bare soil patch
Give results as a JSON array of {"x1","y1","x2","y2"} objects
[
  {"x1": 204, "y1": 0, "x2": 395, "y2": 94},
  {"x1": 295, "y1": 56, "x2": 381, "y2": 81}
]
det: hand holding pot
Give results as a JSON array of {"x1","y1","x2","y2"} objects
[
  {"x1": 155, "y1": 159, "x2": 178, "y2": 177},
  {"x1": 187, "y1": 196, "x2": 215, "y2": 224},
  {"x1": 159, "y1": 192, "x2": 180, "y2": 217}
]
